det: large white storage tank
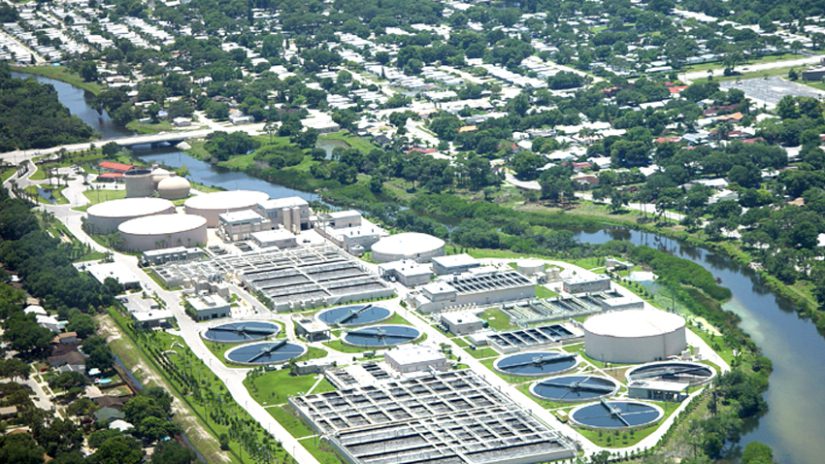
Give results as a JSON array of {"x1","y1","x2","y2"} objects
[
  {"x1": 124, "y1": 168, "x2": 155, "y2": 198},
  {"x1": 85, "y1": 197, "x2": 176, "y2": 234},
  {"x1": 371, "y1": 232, "x2": 445, "y2": 263},
  {"x1": 184, "y1": 190, "x2": 269, "y2": 226},
  {"x1": 583, "y1": 309, "x2": 686, "y2": 364},
  {"x1": 118, "y1": 214, "x2": 207, "y2": 251}
]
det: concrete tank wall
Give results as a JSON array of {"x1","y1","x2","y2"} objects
[
  {"x1": 124, "y1": 169, "x2": 155, "y2": 198},
  {"x1": 584, "y1": 328, "x2": 686, "y2": 364}
]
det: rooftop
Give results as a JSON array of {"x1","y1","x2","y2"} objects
[{"x1": 584, "y1": 309, "x2": 685, "y2": 337}]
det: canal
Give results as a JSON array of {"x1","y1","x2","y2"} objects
[{"x1": 31, "y1": 73, "x2": 825, "y2": 464}]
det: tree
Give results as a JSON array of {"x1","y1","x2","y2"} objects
[
  {"x1": 539, "y1": 166, "x2": 574, "y2": 203},
  {"x1": 67, "y1": 310, "x2": 96, "y2": 338},
  {"x1": 511, "y1": 151, "x2": 545, "y2": 181},
  {"x1": 151, "y1": 441, "x2": 195, "y2": 464},
  {"x1": 0, "y1": 433, "x2": 45, "y2": 464},
  {"x1": 79, "y1": 61, "x2": 99, "y2": 82},
  {"x1": 90, "y1": 435, "x2": 143, "y2": 464},
  {"x1": 291, "y1": 129, "x2": 318, "y2": 149},
  {"x1": 3, "y1": 312, "x2": 52, "y2": 355},
  {"x1": 137, "y1": 416, "x2": 178, "y2": 442},
  {"x1": 34, "y1": 417, "x2": 83, "y2": 458},
  {"x1": 0, "y1": 358, "x2": 30, "y2": 380},
  {"x1": 742, "y1": 441, "x2": 775, "y2": 464}
]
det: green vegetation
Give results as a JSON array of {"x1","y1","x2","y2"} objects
[
  {"x1": 534, "y1": 285, "x2": 558, "y2": 299},
  {"x1": 12, "y1": 64, "x2": 103, "y2": 95},
  {"x1": 479, "y1": 307, "x2": 515, "y2": 331},
  {"x1": 107, "y1": 306, "x2": 294, "y2": 464},
  {"x1": 244, "y1": 368, "x2": 334, "y2": 406},
  {"x1": 83, "y1": 187, "x2": 127, "y2": 204},
  {"x1": 1, "y1": 65, "x2": 94, "y2": 151},
  {"x1": 125, "y1": 119, "x2": 175, "y2": 134}
]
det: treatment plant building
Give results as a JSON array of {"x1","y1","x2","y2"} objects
[{"x1": 583, "y1": 309, "x2": 687, "y2": 363}]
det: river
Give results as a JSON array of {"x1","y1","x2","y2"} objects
[
  {"x1": 575, "y1": 228, "x2": 825, "y2": 464},
  {"x1": 12, "y1": 72, "x2": 131, "y2": 140},
  {"x1": 34, "y1": 74, "x2": 825, "y2": 464}
]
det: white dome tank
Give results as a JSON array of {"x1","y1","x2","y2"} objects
[{"x1": 157, "y1": 175, "x2": 191, "y2": 200}]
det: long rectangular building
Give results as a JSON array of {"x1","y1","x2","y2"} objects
[
  {"x1": 410, "y1": 267, "x2": 535, "y2": 313},
  {"x1": 152, "y1": 245, "x2": 394, "y2": 311},
  {"x1": 289, "y1": 370, "x2": 575, "y2": 464}
]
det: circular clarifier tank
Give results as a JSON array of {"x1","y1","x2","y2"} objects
[
  {"x1": 202, "y1": 321, "x2": 280, "y2": 343},
  {"x1": 626, "y1": 361, "x2": 714, "y2": 386},
  {"x1": 342, "y1": 325, "x2": 421, "y2": 348},
  {"x1": 571, "y1": 401, "x2": 663, "y2": 429},
  {"x1": 530, "y1": 375, "x2": 618, "y2": 402},
  {"x1": 224, "y1": 340, "x2": 306, "y2": 365},
  {"x1": 317, "y1": 304, "x2": 392, "y2": 327},
  {"x1": 493, "y1": 351, "x2": 578, "y2": 377}
]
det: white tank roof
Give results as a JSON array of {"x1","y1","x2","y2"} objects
[
  {"x1": 87, "y1": 197, "x2": 175, "y2": 218},
  {"x1": 158, "y1": 176, "x2": 191, "y2": 190},
  {"x1": 184, "y1": 190, "x2": 269, "y2": 210},
  {"x1": 372, "y1": 232, "x2": 445, "y2": 255},
  {"x1": 584, "y1": 309, "x2": 685, "y2": 338},
  {"x1": 119, "y1": 214, "x2": 206, "y2": 235}
]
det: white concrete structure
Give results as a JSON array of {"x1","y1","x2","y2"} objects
[
  {"x1": 218, "y1": 209, "x2": 271, "y2": 241},
  {"x1": 440, "y1": 311, "x2": 484, "y2": 335},
  {"x1": 118, "y1": 214, "x2": 207, "y2": 251},
  {"x1": 431, "y1": 254, "x2": 480, "y2": 275},
  {"x1": 85, "y1": 262, "x2": 141, "y2": 288},
  {"x1": 184, "y1": 190, "x2": 269, "y2": 226},
  {"x1": 256, "y1": 197, "x2": 310, "y2": 232},
  {"x1": 85, "y1": 197, "x2": 176, "y2": 234},
  {"x1": 371, "y1": 232, "x2": 445, "y2": 263},
  {"x1": 186, "y1": 293, "x2": 231, "y2": 321},
  {"x1": 583, "y1": 310, "x2": 687, "y2": 363},
  {"x1": 123, "y1": 168, "x2": 155, "y2": 198},
  {"x1": 157, "y1": 176, "x2": 191, "y2": 199},
  {"x1": 411, "y1": 267, "x2": 534, "y2": 314},
  {"x1": 385, "y1": 345, "x2": 448, "y2": 373},
  {"x1": 251, "y1": 229, "x2": 298, "y2": 249},
  {"x1": 562, "y1": 274, "x2": 612, "y2": 294},
  {"x1": 377, "y1": 260, "x2": 433, "y2": 287},
  {"x1": 517, "y1": 259, "x2": 545, "y2": 276}
]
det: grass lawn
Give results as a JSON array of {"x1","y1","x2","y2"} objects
[
  {"x1": 319, "y1": 131, "x2": 377, "y2": 154},
  {"x1": 13, "y1": 65, "x2": 104, "y2": 95},
  {"x1": 267, "y1": 405, "x2": 316, "y2": 438},
  {"x1": 535, "y1": 285, "x2": 558, "y2": 299},
  {"x1": 465, "y1": 346, "x2": 499, "y2": 359},
  {"x1": 479, "y1": 308, "x2": 515, "y2": 331},
  {"x1": 1, "y1": 166, "x2": 17, "y2": 182},
  {"x1": 83, "y1": 188, "x2": 127, "y2": 204},
  {"x1": 125, "y1": 119, "x2": 175, "y2": 134},
  {"x1": 244, "y1": 368, "x2": 334, "y2": 406}
]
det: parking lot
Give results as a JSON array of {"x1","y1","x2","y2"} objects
[{"x1": 720, "y1": 76, "x2": 825, "y2": 107}]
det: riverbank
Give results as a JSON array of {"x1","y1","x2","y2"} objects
[
  {"x1": 532, "y1": 202, "x2": 825, "y2": 337},
  {"x1": 12, "y1": 64, "x2": 103, "y2": 95}
]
